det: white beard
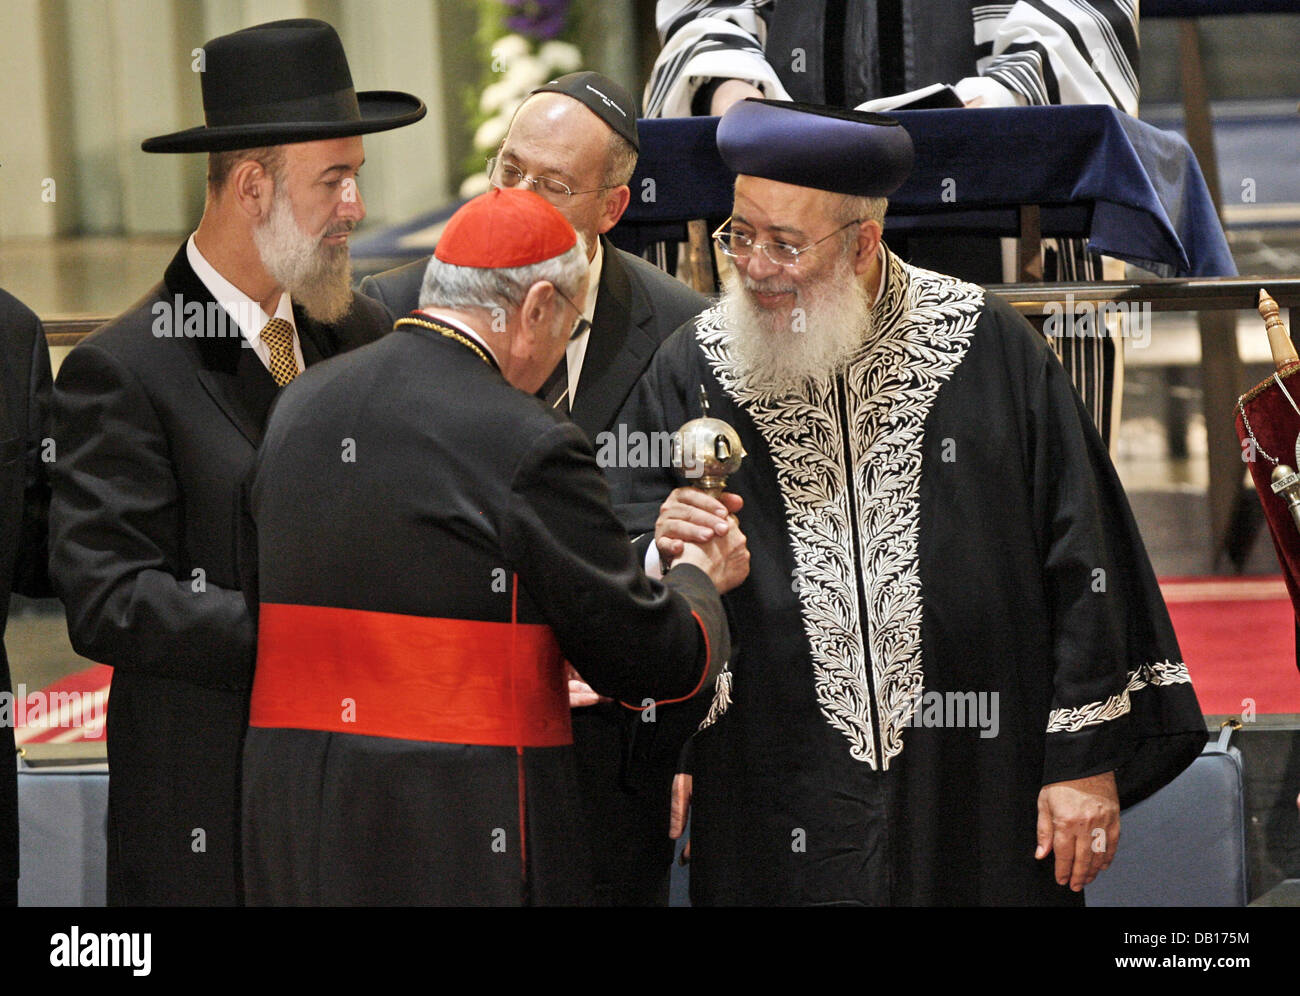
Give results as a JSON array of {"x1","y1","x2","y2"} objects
[
  {"x1": 253, "y1": 188, "x2": 354, "y2": 325},
  {"x1": 721, "y1": 254, "x2": 875, "y2": 393}
]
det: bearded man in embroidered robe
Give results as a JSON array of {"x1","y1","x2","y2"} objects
[{"x1": 606, "y1": 99, "x2": 1206, "y2": 906}]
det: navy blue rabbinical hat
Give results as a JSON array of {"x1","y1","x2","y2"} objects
[
  {"x1": 142, "y1": 19, "x2": 426, "y2": 153},
  {"x1": 716, "y1": 99, "x2": 913, "y2": 196}
]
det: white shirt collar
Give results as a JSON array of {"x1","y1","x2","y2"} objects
[
  {"x1": 561, "y1": 237, "x2": 604, "y2": 407},
  {"x1": 186, "y1": 234, "x2": 296, "y2": 344},
  {"x1": 582, "y1": 237, "x2": 603, "y2": 321}
]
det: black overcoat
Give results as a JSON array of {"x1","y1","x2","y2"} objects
[
  {"x1": 48, "y1": 244, "x2": 390, "y2": 905},
  {"x1": 240, "y1": 318, "x2": 728, "y2": 905},
  {"x1": 0, "y1": 289, "x2": 53, "y2": 899}
]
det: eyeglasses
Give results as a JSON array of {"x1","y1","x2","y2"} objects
[
  {"x1": 553, "y1": 287, "x2": 591, "y2": 341},
  {"x1": 486, "y1": 156, "x2": 616, "y2": 203},
  {"x1": 711, "y1": 217, "x2": 864, "y2": 267}
]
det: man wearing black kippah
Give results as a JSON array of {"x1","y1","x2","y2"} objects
[
  {"x1": 607, "y1": 99, "x2": 1206, "y2": 906},
  {"x1": 361, "y1": 71, "x2": 707, "y2": 906},
  {"x1": 362, "y1": 72, "x2": 704, "y2": 446}
]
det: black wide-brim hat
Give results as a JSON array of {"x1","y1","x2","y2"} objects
[{"x1": 142, "y1": 18, "x2": 425, "y2": 154}]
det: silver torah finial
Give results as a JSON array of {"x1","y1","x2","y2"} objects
[
  {"x1": 1271, "y1": 464, "x2": 1300, "y2": 534},
  {"x1": 671, "y1": 384, "x2": 746, "y2": 496}
]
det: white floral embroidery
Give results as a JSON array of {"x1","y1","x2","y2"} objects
[
  {"x1": 1046, "y1": 659, "x2": 1192, "y2": 734},
  {"x1": 697, "y1": 664, "x2": 732, "y2": 732},
  {"x1": 695, "y1": 251, "x2": 981, "y2": 767}
]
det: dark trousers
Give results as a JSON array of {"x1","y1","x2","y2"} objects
[{"x1": 572, "y1": 699, "x2": 706, "y2": 906}]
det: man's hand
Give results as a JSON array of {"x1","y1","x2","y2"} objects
[
  {"x1": 710, "y1": 79, "x2": 764, "y2": 116},
  {"x1": 1036, "y1": 771, "x2": 1120, "y2": 891},
  {"x1": 655, "y1": 488, "x2": 742, "y2": 566},
  {"x1": 671, "y1": 773, "x2": 692, "y2": 863},
  {"x1": 671, "y1": 510, "x2": 750, "y2": 594},
  {"x1": 567, "y1": 664, "x2": 611, "y2": 709},
  {"x1": 670, "y1": 773, "x2": 692, "y2": 839}
]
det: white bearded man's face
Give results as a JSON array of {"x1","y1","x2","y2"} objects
[
  {"x1": 253, "y1": 182, "x2": 356, "y2": 324},
  {"x1": 720, "y1": 176, "x2": 880, "y2": 392},
  {"x1": 252, "y1": 136, "x2": 366, "y2": 324}
]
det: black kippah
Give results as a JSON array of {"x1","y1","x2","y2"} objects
[{"x1": 530, "y1": 71, "x2": 639, "y2": 152}]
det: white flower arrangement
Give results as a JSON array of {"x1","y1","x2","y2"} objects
[
  {"x1": 537, "y1": 40, "x2": 582, "y2": 74},
  {"x1": 462, "y1": 31, "x2": 586, "y2": 199},
  {"x1": 458, "y1": 173, "x2": 493, "y2": 198},
  {"x1": 490, "y1": 33, "x2": 530, "y2": 63}
]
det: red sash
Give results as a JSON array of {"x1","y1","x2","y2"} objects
[{"x1": 249, "y1": 601, "x2": 571, "y2": 747}]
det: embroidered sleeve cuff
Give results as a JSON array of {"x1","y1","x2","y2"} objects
[
  {"x1": 1042, "y1": 660, "x2": 1196, "y2": 790},
  {"x1": 1046, "y1": 660, "x2": 1192, "y2": 735}
]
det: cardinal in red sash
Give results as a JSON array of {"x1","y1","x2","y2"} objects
[{"x1": 239, "y1": 189, "x2": 746, "y2": 905}]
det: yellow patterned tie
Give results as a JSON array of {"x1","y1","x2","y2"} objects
[{"x1": 260, "y1": 317, "x2": 300, "y2": 387}]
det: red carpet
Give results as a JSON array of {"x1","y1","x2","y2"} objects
[
  {"x1": 14, "y1": 663, "x2": 110, "y2": 745},
  {"x1": 1160, "y1": 576, "x2": 1300, "y2": 715}
]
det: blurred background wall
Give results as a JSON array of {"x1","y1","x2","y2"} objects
[
  {"x1": 3, "y1": 2, "x2": 1298, "y2": 239},
  {"x1": 0, "y1": 0, "x2": 650, "y2": 241},
  {"x1": 1, "y1": 1, "x2": 1298, "y2": 318}
]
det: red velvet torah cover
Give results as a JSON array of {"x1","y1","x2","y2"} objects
[{"x1": 1236, "y1": 360, "x2": 1300, "y2": 622}]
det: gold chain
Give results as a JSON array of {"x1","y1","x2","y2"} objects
[{"x1": 395, "y1": 316, "x2": 493, "y2": 368}]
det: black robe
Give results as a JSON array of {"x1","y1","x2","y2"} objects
[
  {"x1": 607, "y1": 248, "x2": 1204, "y2": 905},
  {"x1": 239, "y1": 319, "x2": 729, "y2": 906}
]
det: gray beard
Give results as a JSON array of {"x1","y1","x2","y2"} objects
[
  {"x1": 252, "y1": 189, "x2": 354, "y2": 325},
  {"x1": 721, "y1": 257, "x2": 875, "y2": 393}
]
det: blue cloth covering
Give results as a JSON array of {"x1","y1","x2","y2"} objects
[
  {"x1": 1146, "y1": 1, "x2": 1300, "y2": 17},
  {"x1": 613, "y1": 107, "x2": 1232, "y2": 278},
  {"x1": 353, "y1": 107, "x2": 1235, "y2": 280},
  {"x1": 616, "y1": 105, "x2": 1236, "y2": 278}
]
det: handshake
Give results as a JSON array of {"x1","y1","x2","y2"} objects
[
  {"x1": 568, "y1": 486, "x2": 749, "y2": 710},
  {"x1": 656, "y1": 487, "x2": 750, "y2": 596}
]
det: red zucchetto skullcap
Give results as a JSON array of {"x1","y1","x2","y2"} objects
[{"x1": 434, "y1": 188, "x2": 577, "y2": 269}]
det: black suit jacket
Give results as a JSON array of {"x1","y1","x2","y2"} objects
[
  {"x1": 0, "y1": 290, "x2": 53, "y2": 895},
  {"x1": 358, "y1": 236, "x2": 707, "y2": 440},
  {"x1": 48, "y1": 243, "x2": 390, "y2": 905}
]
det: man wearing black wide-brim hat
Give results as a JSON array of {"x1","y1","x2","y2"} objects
[{"x1": 48, "y1": 19, "x2": 424, "y2": 906}]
